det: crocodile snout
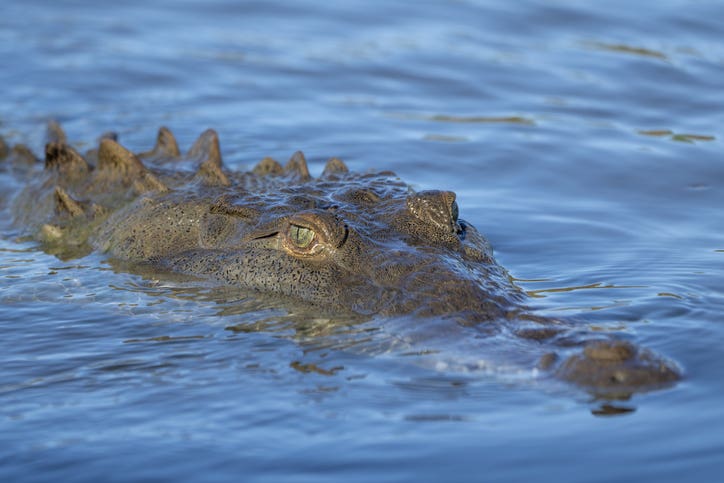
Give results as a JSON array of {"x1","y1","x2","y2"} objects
[{"x1": 555, "y1": 340, "x2": 681, "y2": 396}]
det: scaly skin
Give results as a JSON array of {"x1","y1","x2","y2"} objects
[{"x1": 0, "y1": 123, "x2": 681, "y2": 397}]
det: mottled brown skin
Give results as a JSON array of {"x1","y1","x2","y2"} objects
[{"x1": 0, "y1": 123, "x2": 681, "y2": 398}]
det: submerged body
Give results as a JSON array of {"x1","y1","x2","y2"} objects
[{"x1": 0, "y1": 123, "x2": 680, "y2": 397}]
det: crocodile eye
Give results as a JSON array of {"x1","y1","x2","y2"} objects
[{"x1": 289, "y1": 224, "x2": 315, "y2": 248}]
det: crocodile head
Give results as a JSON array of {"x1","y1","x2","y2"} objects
[{"x1": 114, "y1": 156, "x2": 522, "y2": 322}]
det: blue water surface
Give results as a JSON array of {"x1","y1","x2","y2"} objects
[{"x1": 1, "y1": 1, "x2": 723, "y2": 482}]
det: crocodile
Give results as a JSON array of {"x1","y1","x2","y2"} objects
[{"x1": 0, "y1": 122, "x2": 681, "y2": 397}]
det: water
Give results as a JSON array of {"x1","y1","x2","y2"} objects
[{"x1": 1, "y1": 0, "x2": 724, "y2": 481}]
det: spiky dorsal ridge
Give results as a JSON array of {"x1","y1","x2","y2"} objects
[
  {"x1": 45, "y1": 142, "x2": 90, "y2": 178},
  {"x1": 5, "y1": 122, "x2": 354, "y2": 189},
  {"x1": 89, "y1": 125, "x2": 350, "y2": 186},
  {"x1": 188, "y1": 129, "x2": 223, "y2": 167},
  {"x1": 53, "y1": 186, "x2": 107, "y2": 220},
  {"x1": 98, "y1": 138, "x2": 168, "y2": 193},
  {"x1": 250, "y1": 152, "x2": 349, "y2": 181},
  {"x1": 252, "y1": 157, "x2": 284, "y2": 176},
  {"x1": 140, "y1": 126, "x2": 181, "y2": 159},
  {"x1": 98, "y1": 138, "x2": 147, "y2": 175},
  {"x1": 53, "y1": 186, "x2": 85, "y2": 218},
  {"x1": 322, "y1": 157, "x2": 349, "y2": 178},
  {"x1": 285, "y1": 151, "x2": 311, "y2": 181},
  {"x1": 185, "y1": 129, "x2": 230, "y2": 186}
]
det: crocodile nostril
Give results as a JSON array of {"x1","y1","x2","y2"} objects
[{"x1": 610, "y1": 371, "x2": 627, "y2": 384}]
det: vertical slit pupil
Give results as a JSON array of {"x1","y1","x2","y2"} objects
[{"x1": 290, "y1": 224, "x2": 314, "y2": 248}]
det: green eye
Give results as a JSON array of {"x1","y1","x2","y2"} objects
[
  {"x1": 451, "y1": 201, "x2": 459, "y2": 222},
  {"x1": 289, "y1": 224, "x2": 315, "y2": 248}
]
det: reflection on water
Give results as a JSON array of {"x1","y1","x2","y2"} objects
[
  {"x1": 585, "y1": 41, "x2": 668, "y2": 60},
  {"x1": 2, "y1": 0, "x2": 724, "y2": 482},
  {"x1": 525, "y1": 281, "x2": 644, "y2": 298},
  {"x1": 638, "y1": 129, "x2": 716, "y2": 143},
  {"x1": 422, "y1": 134, "x2": 469, "y2": 143},
  {"x1": 390, "y1": 112, "x2": 536, "y2": 125}
]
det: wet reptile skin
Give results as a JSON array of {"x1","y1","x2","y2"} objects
[{"x1": 0, "y1": 122, "x2": 681, "y2": 397}]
